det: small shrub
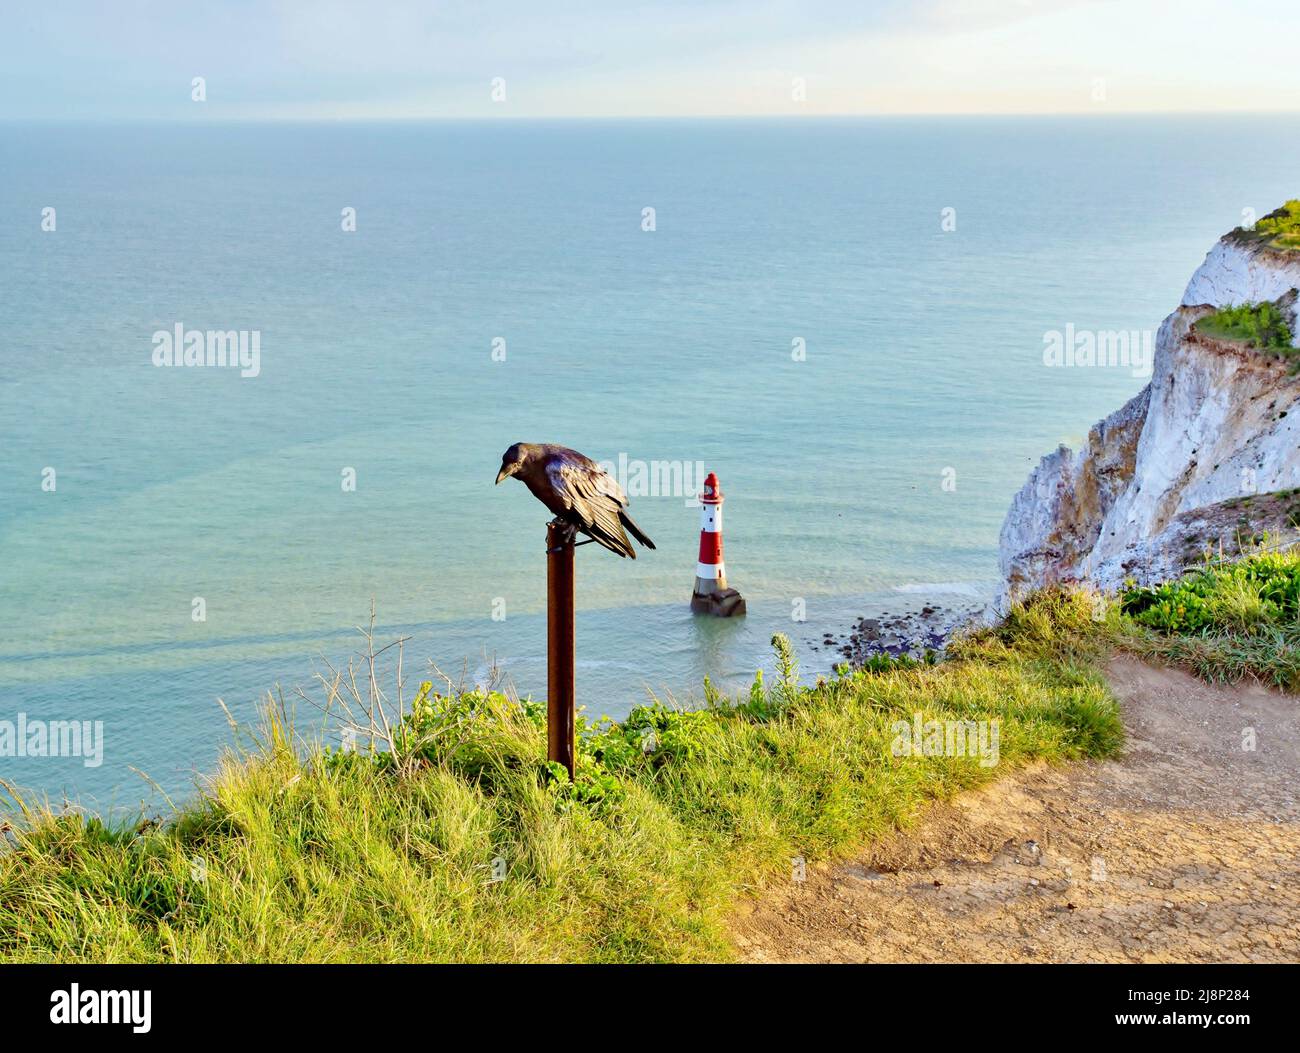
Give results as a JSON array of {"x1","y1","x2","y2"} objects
[
  {"x1": 1121, "y1": 548, "x2": 1300, "y2": 635},
  {"x1": 1196, "y1": 300, "x2": 1294, "y2": 356}
]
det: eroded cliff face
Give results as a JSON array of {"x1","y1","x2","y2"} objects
[
  {"x1": 998, "y1": 388, "x2": 1148, "y2": 604},
  {"x1": 998, "y1": 235, "x2": 1300, "y2": 610},
  {"x1": 1182, "y1": 238, "x2": 1300, "y2": 307}
]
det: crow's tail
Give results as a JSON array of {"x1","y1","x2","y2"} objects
[{"x1": 619, "y1": 510, "x2": 656, "y2": 550}]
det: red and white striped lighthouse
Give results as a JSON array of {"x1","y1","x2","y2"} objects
[{"x1": 691, "y1": 471, "x2": 745, "y2": 616}]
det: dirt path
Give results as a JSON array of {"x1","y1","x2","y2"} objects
[{"x1": 732, "y1": 657, "x2": 1300, "y2": 963}]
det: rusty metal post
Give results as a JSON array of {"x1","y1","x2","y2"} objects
[{"x1": 546, "y1": 521, "x2": 576, "y2": 780}]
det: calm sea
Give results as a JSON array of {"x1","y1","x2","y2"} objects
[{"x1": 3, "y1": 115, "x2": 1298, "y2": 809}]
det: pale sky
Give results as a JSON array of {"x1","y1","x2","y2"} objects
[{"x1": 1, "y1": 0, "x2": 1296, "y2": 119}]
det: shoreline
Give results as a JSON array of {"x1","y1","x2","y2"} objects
[{"x1": 806, "y1": 600, "x2": 986, "y2": 668}]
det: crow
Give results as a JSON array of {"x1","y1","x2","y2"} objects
[{"x1": 495, "y1": 443, "x2": 656, "y2": 558}]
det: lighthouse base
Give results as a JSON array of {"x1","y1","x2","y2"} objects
[{"x1": 691, "y1": 586, "x2": 746, "y2": 617}]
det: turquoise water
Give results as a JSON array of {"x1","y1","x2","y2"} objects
[{"x1": 3, "y1": 115, "x2": 1299, "y2": 809}]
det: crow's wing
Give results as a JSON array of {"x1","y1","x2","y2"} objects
[{"x1": 547, "y1": 458, "x2": 636, "y2": 557}]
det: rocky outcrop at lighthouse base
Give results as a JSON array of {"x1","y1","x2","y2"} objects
[{"x1": 998, "y1": 215, "x2": 1300, "y2": 611}]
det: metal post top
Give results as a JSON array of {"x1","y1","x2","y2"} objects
[{"x1": 546, "y1": 519, "x2": 576, "y2": 551}]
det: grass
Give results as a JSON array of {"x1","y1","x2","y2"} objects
[
  {"x1": 0, "y1": 592, "x2": 1123, "y2": 964},
  {"x1": 1120, "y1": 546, "x2": 1300, "y2": 691},
  {"x1": 1252, "y1": 199, "x2": 1300, "y2": 252},
  {"x1": 7, "y1": 552, "x2": 1293, "y2": 964},
  {"x1": 1195, "y1": 300, "x2": 1296, "y2": 365}
]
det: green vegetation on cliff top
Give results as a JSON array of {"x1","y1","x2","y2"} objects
[
  {"x1": 1195, "y1": 300, "x2": 1296, "y2": 364},
  {"x1": 1234, "y1": 199, "x2": 1300, "y2": 252},
  {"x1": 1254, "y1": 200, "x2": 1300, "y2": 251},
  {"x1": 5, "y1": 544, "x2": 1298, "y2": 964},
  {"x1": 1, "y1": 595, "x2": 1122, "y2": 963},
  {"x1": 1121, "y1": 545, "x2": 1300, "y2": 691}
]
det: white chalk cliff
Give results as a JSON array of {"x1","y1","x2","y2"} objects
[{"x1": 998, "y1": 225, "x2": 1300, "y2": 610}]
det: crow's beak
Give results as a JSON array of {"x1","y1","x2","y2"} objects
[{"x1": 495, "y1": 465, "x2": 510, "y2": 485}]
